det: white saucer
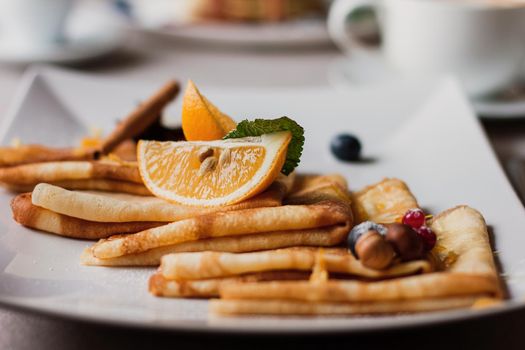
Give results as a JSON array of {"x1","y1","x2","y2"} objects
[
  {"x1": 145, "y1": 20, "x2": 331, "y2": 48},
  {"x1": 472, "y1": 88, "x2": 525, "y2": 119},
  {"x1": 328, "y1": 56, "x2": 525, "y2": 119},
  {"x1": 0, "y1": 1, "x2": 124, "y2": 65},
  {"x1": 0, "y1": 34, "x2": 122, "y2": 65},
  {"x1": 123, "y1": 0, "x2": 330, "y2": 48}
]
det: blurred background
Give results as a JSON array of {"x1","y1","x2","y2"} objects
[
  {"x1": 0, "y1": 0, "x2": 524, "y2": 213},
  {"x1": 0, "y1": 0, "x2": 348, "y2": 98},
  {"x1": 0, "y1": 0, "x2": 523, "y2": 104},
  {"x1": 1, "y1": 1, "x2": 525, "y2": 349},
  {"x1": 0, "y1": 0, "x2": 338, "y2": 73}
]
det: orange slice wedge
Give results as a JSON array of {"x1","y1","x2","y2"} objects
[
  {"x1": 182, "y1": 80, "x2": 237, "y2": 141},
  {"x1": 137, "y1": 131, "x2": 292, "y2": 206}
]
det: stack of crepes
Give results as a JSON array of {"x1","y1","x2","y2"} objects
[
  {"x1": 3, "y1": 79, "x2": 503, "y2": 318},
  {"x1": 79, "y1": 173, "x2": 354, "y2": 265},
  {"x1": 6, "y1": 150, "x2": 360, "y2": 266},
  {"x1": 150, "y1": 178, "x2": 503, "y2": 316}
]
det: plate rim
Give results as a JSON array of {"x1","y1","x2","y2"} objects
[{"x1": 1, "y1": 294, "x2": 525, "y2": 334}]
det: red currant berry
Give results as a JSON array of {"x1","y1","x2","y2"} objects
[
  {"x1": 416, "y1": 226, "x2": 436, "y2": 251},
  {"x1": 402, "y1": 208, "x2": 426, "y2": 228}
]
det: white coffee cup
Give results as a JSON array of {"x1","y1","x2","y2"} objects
[
  {"x1": 328, "y1": 0, "x2": 525, "y2": 96},
  {"x1": 0, "y1": 0, "x2": 74, "y2": 49}
]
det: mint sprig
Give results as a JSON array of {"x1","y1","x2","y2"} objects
[{"x1": 223, "y1": 117, "x2": 304, "y2": 175}]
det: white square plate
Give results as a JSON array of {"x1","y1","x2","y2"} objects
[{"x1": 0, "y1": 67, "x2": 524, "y2": 333}]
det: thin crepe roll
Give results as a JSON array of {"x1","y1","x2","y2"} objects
[
  {"x1": 81, "y1": 225, "x2": 350, "y2": 266},
  {"x1": 149, "y1": 271, "x2": 310, "y2": 298},
  {"x1": 11, "y1": 193, "x2": 163, "y2": 239},
  {"x1": 31, "y1": 182, "x2": 287, "y2": 223},
  {"x1": 158, "y1": 247, "x2": 431, "y2": 281},
  {"x1": 209, "y1": 297, "x2": 484, "y2": 316},
  {"x1": 0, "y1": 145, "x2": 93, "y2": 167},
  {"x1": 4, "y1": 179, "x2": 151, "y2": 196},
  {"x1": 352, "y1": 178, "x2": 419, "y2": 224},
  {"x1": 0, "y1": 160, "x2": 143, "y2": 188}
]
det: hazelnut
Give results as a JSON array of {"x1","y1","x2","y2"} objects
[
  {"x1": 355, "y1": 230, "x2": 395, "y2": 270},
  {"x1": 385, "y1": 223, "x2": 425, "y2": 261}
]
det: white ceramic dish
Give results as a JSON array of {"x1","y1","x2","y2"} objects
[
  {"x1": 0, "y1": 1, "x2": 124, "y2": 65},
  {"x1": 473, "y1": 94, "x2": 525, "y2": 119},
  {"x1": 140, "y1": 20, "x2": 331, "y2": 48},
  {"x1": 0, "y1": 67, "x2": 524, "y2": 333},
  {"x1": 0, "y1": 33, "x2": 122, "y2": 65},
  {"x1": 123, "y1": 2, "x2": 330, "y2": 47}
]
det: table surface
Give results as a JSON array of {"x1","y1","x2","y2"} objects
[{"x1": 1, "y1": 32, "x2": 525, "y2": 350}]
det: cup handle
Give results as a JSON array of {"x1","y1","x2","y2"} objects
[{"x1": 328, "y1": 0, "x2": 380, "y2": 58}]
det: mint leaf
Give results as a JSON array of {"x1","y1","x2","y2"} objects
[{"x1": 224, "y1": 117, "x2": 304, "y2": 175}]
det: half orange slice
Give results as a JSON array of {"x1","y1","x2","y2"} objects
[{"x1": 137, "y1": 131, "x2": 291, "y2": 206}]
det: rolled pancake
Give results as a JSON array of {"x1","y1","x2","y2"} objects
[
  {"x1": 81, "y1": 225, "x2": 350, "y2": 266},
  {"x1": 0, "y1": 160, "x2": 142, "y2": 187},
  {"x1": 12, "y1": 174, "x2": 293, "y2": 240},
  {"x1": 219, "y1": 272, "x2": 497, "y2": 302},
  {"x1": 352, "y1": 178, "x2": 419, "y2": 224},
  {"x1": 285, "y1": 173, "x2": 349, "y2": 205},
  {"x1": 31, "y1": 175, "x2": 292, "y2": 222},
  {"x1": 158, "y1": 247, "x2": 431, "y2": 281},
  {"x1": 0, "y1": 145, "x2": 93, "y2": 167},
  {"x1": 5, "y1": 179, "x2": 150, "y2": 196},
  {"x1": 81, "y1": 174, "x2": 353, "y2": 265},
  {"x1": 13, "y1": 183, "x2": 286, "y2": 239},
  {"x1": 149, "y1": 271, "x2": 309, "y2": 298},
  {"x1": 11, "y1": 193, "x2": 163, "y2": 239},
  {"x1": 212, "y1": 206, "x2": 501, "y2": 315},
  {"x1": 209, "y1": 297, "x2": 483, "y2": 316},
  {"x1": 0, "y1": 139, "x2": 138, "y2": 170},
  {"x1": 89, "y1": 197, "x2": 352, "y2": 260}
]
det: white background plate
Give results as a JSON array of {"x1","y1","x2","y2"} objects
[
  {"x1": 135, "y1": 20, "x2": 332, "y2": 48},
  {"x1": 0, "y1": 67, "x2": 524, "y2": 333},
  {"x1": 124, "y1": 1, "x2": 331, "y2": 48},
  {"x1": 328, "y1": 57, "x2": 525, "y2": 119},
  {"x1": 0, "y1": 1, "x2": 124, "y2": 65}
]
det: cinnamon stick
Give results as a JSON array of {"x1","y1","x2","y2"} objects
[{"x1": 100, "y1": 80, "x2": 180, "y2": 154}]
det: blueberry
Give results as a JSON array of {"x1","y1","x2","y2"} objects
[
  {"x1": 331, "y1": 133, "x2": 361, "y2": 161},
  {"x1": 347, "y1": 221, "x2": 387, "y2": 257}
]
